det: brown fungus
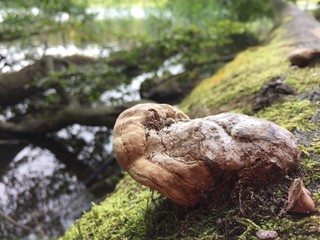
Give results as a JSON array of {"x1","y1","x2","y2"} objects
[
  {"x1": 113, "y1": 103, "x2": 301, "y2": 206},
  {"x1": 286, "y1": 178, "x2": 317, "y2": 214}
]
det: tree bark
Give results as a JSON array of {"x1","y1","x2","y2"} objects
[
  {"x1": 271, "y1": 0, "x2": 320, "y2": 48},
  {"x1": 0, "y1": 60, "x2": 45, "y2": 108},
  {"x1": 0, "y1": 56, "x2": 71, "y2": 108}
]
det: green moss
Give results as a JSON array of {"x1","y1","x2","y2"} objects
[
  {"x1": 285, "y1": 64, "x2": 320, "y2": 93},
  {"x1": 254, "y1": 100, "x2": 319, "y2": 131},
  {"x1": 180, "y1": 39, "x2": 320, "y2": 118},
  {"x1": 62, "y1": 176, "x2": 157, "y2": 240},
  {"x1": 179, "y1": 42, "x2": 291, "y2": 116},
  {"x1": 310, "y1": 138, "x2": 320, "y2": 155},
  {"x1": 264, "y1": 216, "x2": 320, "y2": 238},
  {"x1": 299, "y1": 136, "x2": 320, "y2": 185},
  {"x1": 300, "y1": 156, "x2": 320, "y2": 185}
]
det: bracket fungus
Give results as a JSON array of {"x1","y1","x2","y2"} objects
[{"x1": 113, "y1": 103, "x2": 301, "y2": 206}]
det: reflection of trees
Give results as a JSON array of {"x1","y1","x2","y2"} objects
[
  {"x1": 35, "y1": 136, "x2": 94, "y2": 183},
  {"x1": 0, "y1": 124, "x2": 120, "y2": 187},
  {"x1": 0, "y1": 142, "x2": 26, "y2": 176},
  {"x1": 34, "y1": 130, "x2": 123, "y2": 191},
  {"x1": 0, "y1": 123, "x2": 123, "y2": 237},
  {"x1": 1, "y1": 154, "x2": 93, "y2": 237}
]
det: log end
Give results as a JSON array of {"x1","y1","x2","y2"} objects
[{"x1": 288, "y1": 48, "x2": 320, "y2": 67}]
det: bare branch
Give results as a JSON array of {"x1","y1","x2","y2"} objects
[
  {"x1": 0, "y1": 209, "x2": 36, "y2": 233},
  {"x1": 0, "y1": 100, "x2": 153, "y2": 136}
]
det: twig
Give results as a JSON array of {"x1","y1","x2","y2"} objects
[{"x1": 0, "y1": 209, "x2": 35, "y2": 233}]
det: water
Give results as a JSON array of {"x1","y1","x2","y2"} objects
[
  {"x1": 0, "y1": 43, "x2": 111, "y2": 73},
  {"x1": 0, "y1": 124, "x2": 115, "y2": 238},
  {"x1": 0, "y1": 39, "x2": 117, "y2": 237},
  {"x1": 0, "y1": 145, "x2": 94, "y2": 237},
  {"x1": 100, "y1": 56, "x2": 184, "y2": 104}
]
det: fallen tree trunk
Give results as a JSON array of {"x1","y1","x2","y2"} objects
[
  {"x1": 62, "y1": 0, "x2": 320, "y2": 239},
  {"x1": 0, "y1": 55, "x2": 101, "y2": 109}
]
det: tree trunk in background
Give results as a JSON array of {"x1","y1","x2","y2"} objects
[{"x1": 271, "y1": 0, "x2": 320, "y2": 48}]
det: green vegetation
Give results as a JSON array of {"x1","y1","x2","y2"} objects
[
  {"x1": 255, "y1": 100, "x2": 319, "y2": 131},
  {"x1": 0, "y1": 0, "x2": 298, "y2": 45},
  {"x1": 87, "y1": 0, "x2": 167, "y2": 7},
  {"x1": 62, "y1": 176, "x2": 156, "y2": 239},
  {"x1": 0, "y1": 0, "x2": 275, "y2": 54},
  {"x1": 180, "y1": 42, "x2": 291, "y2": 116},
  {"x1": 0, "y1": 0, "x2": 90, "y2": 42}
]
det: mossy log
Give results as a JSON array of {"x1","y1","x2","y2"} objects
[{"x1": 62, "y1": 1, "x2": 320, "y2": 239}]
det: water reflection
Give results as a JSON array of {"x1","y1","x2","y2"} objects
[
  {"x1": 0, "y1": 125, "x2": 121, "y2": 239},
  {"x1": 0, "y1": 43, "x2": 111, "y2": 73},
  {"x1": 87, "y1": 7, "x2": 147, "y2": 20},
  {"x1": 100, "y1": 56, "x2": 184, "y2": 104},
  {"x1": 1, "y1": 145, "x2": 90, "y2": 236}
]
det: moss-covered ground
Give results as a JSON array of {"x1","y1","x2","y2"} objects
[{"x1": 62, "y1": 28, "x2": 320, "y2": 240}]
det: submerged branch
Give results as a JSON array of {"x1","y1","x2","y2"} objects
[
  {"x1": 0, "y1": 209, "x2": 36, "y2": 233},
  {"x1": 34, "y1": 137, "x2": 93, "y2": 183}
]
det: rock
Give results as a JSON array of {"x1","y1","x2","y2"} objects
[{"x1": 298, "y1": 88, "x2": 320, "y2": 102}]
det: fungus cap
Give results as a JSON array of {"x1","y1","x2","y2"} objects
[{"x1": 113, "y1": 103, "x2": 301, "y2": 206}]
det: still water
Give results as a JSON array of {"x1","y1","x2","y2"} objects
[
  {"x1": 0, "y1": 38, "x2": 117, "y2": 238},
  {"x1": 0, "y1": 124, "x2": 116, "y2": 238}
]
